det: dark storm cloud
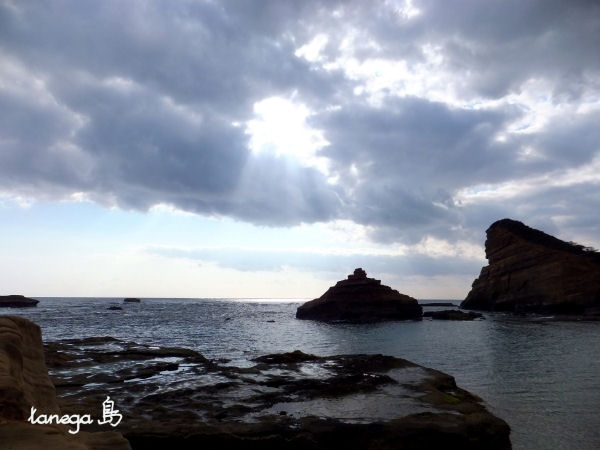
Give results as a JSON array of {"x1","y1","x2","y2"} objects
[
  {"x1": 0, "y1": 0, "x2": 346, "y2": 223},
  {"x1": 314, "y1": 97, "x2": 518, "y2": 242},
  {"x1": 0, "y1": 0, "x2": 599, "y2": 247}
]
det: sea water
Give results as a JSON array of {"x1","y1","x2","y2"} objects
[{"x1": 7, "y1": 297, "x2": 600, "y2": 449}]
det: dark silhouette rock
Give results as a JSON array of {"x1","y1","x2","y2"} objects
[
  {"x1": 123, "y1": 298, "x2": 141, "y2": 303},
  {"x1": 296, "y1": 268, "x2": 422, "y2": 322},
  {"x1": 0, "y1": 295, "x2": 39, "y2": 308},
  {"x1": 423, "y1": 310, "x2": 484, "y2": 320},
  {"x1": 462, "y1": 218, "x2": 600, "y2": 313},
  {"x1": 107, "y1": 306, "x2": 123, "y2": 311}
]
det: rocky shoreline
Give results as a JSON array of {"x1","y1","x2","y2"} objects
[
  {"x1": 0, "y1": 315, "x2": 131, "y2": 449},
  {"x1": 1, "y1": 315, "x2": 511, "y2": 449}
]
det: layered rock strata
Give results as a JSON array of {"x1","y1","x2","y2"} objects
[
  {"x1": 296, "y1": 268, "x2": 423, "y2": 322},
  {"x1": 462, "y1": 219, "x2": 600, "y2": 313}
]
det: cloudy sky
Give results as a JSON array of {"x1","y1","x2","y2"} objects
[{"x1": 1, "y1": 0, "x2": 599, "y2": 298}]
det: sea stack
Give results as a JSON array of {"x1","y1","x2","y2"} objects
[
  {"x1": 461, "y1": 218, "x2": 600, "y2": 314},
  {"x1": 296, "y1": 268, "x2": 422, "y2": 322},
  {"x1": 0, "y1": 295, "x2": 39, "y2": 308}
]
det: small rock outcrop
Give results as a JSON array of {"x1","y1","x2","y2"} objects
[
  {"x1": 123, "y1": 298, "x2": 140, "y2": 303},
  {"x1": 0, "y1": 295, "x2": 39, "y2": 308},
  {"x1": 0, "y1": 315, "x2": 131, "y2": 450},
  {"x1": 296, "y1": 268, "x2": 422, "y2": 322},
  {"x1": 461, "y1": 219, "x2": 600, "y2": 314}
]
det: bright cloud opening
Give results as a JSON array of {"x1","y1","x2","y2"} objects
[{"x1": 246, "y1": 96, "x2": 330, "y2": 173}]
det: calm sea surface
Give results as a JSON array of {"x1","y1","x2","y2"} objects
[{"x1": 6, "y1": 297, "x2": 600, "y2": 449}]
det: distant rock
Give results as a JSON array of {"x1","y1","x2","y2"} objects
[
  {"x1": 0, "y1": 295, "x2": 39, "y2": 308},
  {"x1": 107, "y1": 306, "x2": 123, "y2": 311},
  {"x1": 123, "y1": 298, "x2": 140, "y2": 303},
  {"x1": 296, "y1": 268, "x2": 422, "y2": 322},
  {"x1": 423, "y1": 310, "x2": 484, "y2": 320},
  {"x1": 461, "y1": 219, "x2": 600, "y2": 314}
]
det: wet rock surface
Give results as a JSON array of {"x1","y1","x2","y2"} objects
[
  {"x1": 297, "y1": 268, "x2": 423, "y2": 322},
  {"x1": 44, "y1": 336, "x2": 511, "y2": 449},
  {"x1": 423, "y1": 310, "x2": 484, "y2": 320},
  {"x1": 0, "y1": 294, "x2": 39, "y2": 307},
  {"x1": 462, "y1": 219, "x2": 600, "y2": 314}
]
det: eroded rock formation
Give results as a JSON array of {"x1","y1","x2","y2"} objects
[
  {"x1": 461, "y1": 218, "x2": 600, "y2": 314},
  {"x1": 0, "y1": 315, "x2": 131, "y2": 450},
  {"x1": 296, "y1": 268, "x2": 423, "y2": 322}
]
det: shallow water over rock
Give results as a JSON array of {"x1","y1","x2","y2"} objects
[{"x1": 42, "y1": 337, "x2": 510, "y2": 448}]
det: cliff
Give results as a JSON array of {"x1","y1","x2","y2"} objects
[
  {"x1": 461, "y1": 219, "x2": 600, "y2": 313},
  {"x1": 296, "y1": 268, "x2": 423, "y2": 322}
]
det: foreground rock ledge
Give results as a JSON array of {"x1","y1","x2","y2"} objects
[
  {"x1": 461, "y1": 218, "x2": 600, "y2": 314},
  {"x1": 296, "y1": 268, "x2": 423, "y2": 322},
  {"x1": 44, "y1": 336, "x2": 511, "y2": 449}
]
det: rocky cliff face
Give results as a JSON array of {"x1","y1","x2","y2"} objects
[
  {"x1": 296, "y1": 268, "x2": 423, "y2": 322},
  {"x1": 461, "y1": 219, "x2": 600, "y2": 313},
  {"x1": 0, "y1": 315, "x2": 59, "y2": 420},
  {"x1": 0, "y1": 315, "x2": 131, "y2": 450}
]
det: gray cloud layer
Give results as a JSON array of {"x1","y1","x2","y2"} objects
[
  {"x1": 1, "y1": 0, "x2": 599, "y2": 246},
  {"x1": 150, "y1": 246, "x2": 482, "y2": 278}
]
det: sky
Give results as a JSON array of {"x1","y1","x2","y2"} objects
[{"x1": 1, "y1": 0, "x2": 599, "y2": 299}]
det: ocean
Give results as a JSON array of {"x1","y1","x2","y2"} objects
[{"x1": 6, "y1": 297, "x2": 600, "y2": 449}]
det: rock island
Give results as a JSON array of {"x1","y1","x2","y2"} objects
[{"x1": 296, "y1": 268, "x2": 423, "y2": 322}]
